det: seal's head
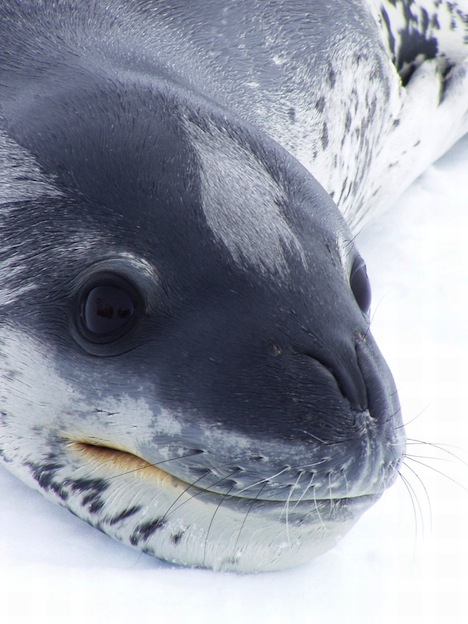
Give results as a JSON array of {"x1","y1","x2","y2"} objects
[{"x1": 0, "y1": 66, "x2": 405, "y2": 572}]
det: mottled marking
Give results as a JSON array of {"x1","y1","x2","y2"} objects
[
  {"x1": 66, "y1": 478, "x2": 109, "y2": 494},
  {"x1": 109, "y1": 506, "x2": 143, "y2": 526},
  {"x1": 370, "y1": 0, "x2": 467, "y2": 82},
  {"x1": 321, "y1": 122, "x2": 329, "y2": 150},
  {"x1": 27, "y1": 461, "x2": 69, "y2": 501},
  {"x1": 87, "y1": 499, "x2": 105, "y2": 514},
  {"x1": 65, "y1": 477, "x2": 109, "y2": 514},
  {"x1": 344, "y1": 111, "x2": 352, "y2": 133},
  {"x1": 315, "y1": 96, "x2": 326, "y2": 113},
  {"x1": 171, "y1": 530, "x2": 186, "y2": 545},
  {"x1": 381, "y1": 7, "x2": 397, "y2": 58},
  {"x1": 130, "y1": 518, "x2": 167, "y2": 546},
  {"x1": 186, "y1": 118, "x2": 307, "y2": 277},
  {"x1": 431, "y1": 13, "x2": 440, "y2": 29}
]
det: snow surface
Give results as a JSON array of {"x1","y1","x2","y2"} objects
[{"x1": 1, "y1": 135, "x2": 467, "y2": 624}]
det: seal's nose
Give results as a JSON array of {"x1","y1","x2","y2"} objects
[
  {"x1": 303, "y1": 332, "x2": 399, "y2": 425},
  {"x1": 355, "y1": 335, "x2": 401, "y2": 425},
  {"x1": 304, "y1": 342, "x2": 369, "y2": 413}
]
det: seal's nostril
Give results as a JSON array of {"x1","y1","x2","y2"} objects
[
  {"x1": 303, "y1": 351, "x2": 369, "y2": 412},
  {"x1": 355, "y1": 338, "x2": 402, "y2": 428}
]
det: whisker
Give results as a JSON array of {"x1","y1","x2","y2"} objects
[
  {"x1": 397, "y1": 405, "x2": 431, "y2": 429},
  {"x1": 397, "y1": 470, "x2": 422, "y2": 556},
  {"x1": 281, "y1": 471, "x2": 304, "y2": 546},
  {"x1": 313, "y1": 490, "x2": 325, "y2": 528},
  {"x1": 404, "y1": 455, "x2": 468, "y2": 493},
  {"x1": 137, "y1": 469, "x2": 241, "y2": 559},
  {"x1": 164, "y1": 468, "x2": 242, "y2": 519},
  {"x1": 203, "y1": 483, "x2": 236, "y2": 568},
  {"x1": 401, "y1": 460, "x2": 432, "y2": 532},
  {"x1": 291, "y1": 472, "x2": 316, "y2": 511},
  {"x1": 234, "y1": 466, "x2": 291, "y2": 497},
  {"x1": 159, "y1": 472, "x2": 212, "y2": 518},
  {"x1": 406, "y1": 438, "x2": 468, "y2": 467},
  {"x1": 405, "y1": 454, "x2": 453, "y2": 463},
  {"x1": 297, "y1": 458, "x2": 328, "y2": 470},
  {"x1": 232, "y1": 483, "x2": 267, "y2": 562}
]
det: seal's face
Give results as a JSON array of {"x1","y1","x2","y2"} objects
[{"x1": 0, "y1": 78, "x2": 405, "y2": 572}]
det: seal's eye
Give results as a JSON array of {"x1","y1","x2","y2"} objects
[
  {"x1": 78, "y1": 274, "x2": 140, "y2": 344},
  {"x1": 83, "y1": 284, "x2": 134, "y2": 335},
  {"x1": 350, "y1": 257, "x2": 371, "y2": 315}
]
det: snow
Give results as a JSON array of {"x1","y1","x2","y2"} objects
[{"x1": 1, "y1": 135, "x2": 467, "y2": 624}]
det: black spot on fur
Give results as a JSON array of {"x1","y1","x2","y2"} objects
[
  {"x1": 88, "y1": 499, "x2": 105, "y2": 514},
  {"x1": 344, "y1": 111, "x2": 352, "y2": 133},
  {"x1": 171, "y1": 530, "x2": 186, "y2": 545},
  {"x1": 30, "y1": 462, "x2": 63, "y2": 489},
  {"x1": 382, "y1": 1, "x2": 439, "y2": 84},
  {"x1": 109, "y1": 505, "x2": 142, "y2": 526},
  {"x1": 66, "y1": 478, "x2": 109, "y2": 514},
  {"x1": 27, "y1": 461, "x2": 69, "y2": 501},
  {"x1": 130, "y1": 518, "x2": 166, "y2": 546},
  {"x1": 67, "y1": 478, "x2": 109, "y2": 494},
  {"x1": 321, "y1": 122, "x2": 329, "y2": 150},
  {"x1": 421, "y1": 7, "x2": 430, "y2": 32},
  {"x1": 381, "y1": 8, "x2": 396, "y2": 60},
  {"x1": 287, "y1": 107, "x2": 296, "y2": 122},
  {"x1": 315, "y1": 97, "x2": 326, "y2": 113}
]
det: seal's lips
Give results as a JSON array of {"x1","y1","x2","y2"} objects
[
  {"x1": 69, "y1": 441, "x2": 167, "y2": 480},
  {"x1": 68, "y1": 440, "x2": 381, "y2": 507}
]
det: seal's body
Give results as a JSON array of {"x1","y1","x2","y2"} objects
[{"x1": 0, "y1": 1, "x2": 466, "y2": 572}]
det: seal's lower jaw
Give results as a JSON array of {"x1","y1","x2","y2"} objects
[{"x1": 64, "y1": 440, "x2": 381, "y2": 573}]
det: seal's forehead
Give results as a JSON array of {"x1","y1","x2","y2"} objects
[
  {"x1": 185, "y1": 119, "x2": 307, "y2": 278},
  {"x1": 0, "y1": 127, "x2": 63, "y2": 206},
  {"x1": 1, "y1": 75, "x2": 354, "y2": 288}
]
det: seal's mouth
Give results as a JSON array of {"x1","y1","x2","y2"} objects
[
  {"x1": 54, "y1": 438, "x2": 384, "y2": 572},
  {"x1": 68, "y1": 440, "x2": 173, "y2": 481},
  {"x1": 67, "y1": 440, "x2": 380, "y2": 506}
]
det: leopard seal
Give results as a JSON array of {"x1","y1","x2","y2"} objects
[{"x1": 0, "y1": 0, "x2": 466, "y2": 572}]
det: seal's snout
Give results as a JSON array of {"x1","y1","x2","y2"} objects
[
  {"x1": 355, "y1": 336, "x2": 401, "y2": 427},
  {"x1": 308, "y1": 333, "x2": 400, "y2": 425},
  {"x1": 307, "y1": 347, "x2": 368, "y2": 413}
]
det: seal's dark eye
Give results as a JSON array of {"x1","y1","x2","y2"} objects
[
  {"x1": 83, "y1": 284, "x2": 134, "y2": 335},
  {"x1": 350, "y1": 257, "x2": 371, "y2": 315},
  {"x1": 78, "y1": 274, "x2": 140, "y2": 343}
]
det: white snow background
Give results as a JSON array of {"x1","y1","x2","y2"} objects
[{"x1": 0, "y1": 134, "x2": 467, "y2": 624}]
